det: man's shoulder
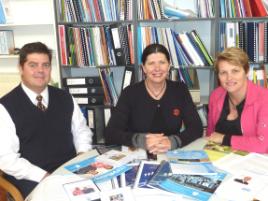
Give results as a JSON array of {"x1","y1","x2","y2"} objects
[{"x1": 0, "y1": 85, "x2": 21, "y2": 102}]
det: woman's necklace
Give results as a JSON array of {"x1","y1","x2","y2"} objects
[
  {"x1": 229, "y1": 94, "x2": 245, "y2": 110},
  {"x1": 145, "y1": 80, "x2": 166, "y2": 99},
  {"x1": 228, "y1": 97, "x2": 239, "y2": 120},
  {"x1": 228, "y1": 97, "x2": 237, "y2": 110}
]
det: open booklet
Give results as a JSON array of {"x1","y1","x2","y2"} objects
[
  {"x1": 204, "y1": 141, "x2": 248, "y2": 161},
  {"x1": 64, "y1": 150, "x2": 134, "y2": 183},
  {"x1": 214, "y1": 153, "x2": 268, "y2": 201},
  {"x1": 214, "y1": 169, "x2": 268, "y2": 201}
]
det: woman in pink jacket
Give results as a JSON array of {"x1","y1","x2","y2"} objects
[{"x1": 206, "y1": 47, "x2": 268, "y2": 153}]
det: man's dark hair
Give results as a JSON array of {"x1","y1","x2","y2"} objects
[{"x1": 19, "y1": 42, "x2": 52, "y2": 66}]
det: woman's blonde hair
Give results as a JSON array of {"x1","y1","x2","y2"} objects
[{"x1": 214, "y1": 47, "x2": 249, "y2": 73}]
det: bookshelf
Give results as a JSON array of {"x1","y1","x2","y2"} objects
[
  {"x1": 216, "y1": 0, "x2": 268, "y2": 87},
  {"x1": 53, "y1": 0, "x2": 268, "y2": 143},
  {"x1": 136, "y1": 0, "x2": 219, "y2": 103},
  {"x1": 0, "y1": 0, "x2": 60, "y2": 97},
  {"x1": 54, "y1": 0, "x2": 135, "y2": 143}
]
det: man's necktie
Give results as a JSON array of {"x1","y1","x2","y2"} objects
[{"x1": 36, "y1": 95, "x2": 46, "y2": 111}]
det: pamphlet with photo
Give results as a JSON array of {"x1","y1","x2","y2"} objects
[
  {"x1": 63, "y1": 178, "x2": 100, "y2": 201},
  {"x1": 64, "y1": 156, "x2": 131, "y2": 183}
]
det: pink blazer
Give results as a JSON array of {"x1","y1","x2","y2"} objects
[{"x1": 207, "y1": 80, "x2": 268, "y2": 153}]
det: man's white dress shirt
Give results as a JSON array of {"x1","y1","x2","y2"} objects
[{"x1": 0, "y1": 83, "x2": 93, "y2": 182}]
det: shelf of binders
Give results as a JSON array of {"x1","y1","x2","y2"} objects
[
  {"x1": 217, "y1": 0, "x2": 268, "y2": 64},
  {"x1": 81, "y1": 104, "x2": 112, "y2": 144},
  {"x1": 62, "y1": 72, "x2": 122, "y2": 144},
  {"x1": 217, "y1": 18, "x2": 268, "y2": 63},
  {"x1": 136, "y1": 0, "x2": 216, "y2": 104},
  {"x1": 55, "y1": 0, "x2": 136, "y2": 109},
  {"x1": 55, "y1": 0, "x2": 135, "y2": 67},
  {"x1": 56, "y1": 22, "x2": 135, "y2": 68},
  {"x1": 54, "y1": 2, "x2": 137, "y2": 140}
]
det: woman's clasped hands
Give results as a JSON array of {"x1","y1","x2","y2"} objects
[{"x1": 146, "y1": 133, "x2": 171, "y2": 154}]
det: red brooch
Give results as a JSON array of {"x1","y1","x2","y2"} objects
[{"x1": 173, "y1": 108, "x2": 180, "y2": 116}]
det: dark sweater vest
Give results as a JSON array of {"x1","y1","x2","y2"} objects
[{"x1": 0, "y1": 85, "x2": 76, "y2": 172}]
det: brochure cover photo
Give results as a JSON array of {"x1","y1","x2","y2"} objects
[
  {"x1": 159, "y1": 172, "x2": 227, "y2": 201},
  {"x1": 64, "y1": 156, "x2": 131, "y2": 183},
  {"x1": 63, "y1": 178, "x2": 100, "y2": 201}
]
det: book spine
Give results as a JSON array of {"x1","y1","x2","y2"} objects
[
  {"x1": 264, "y1": 22, "x2": 268, "y2": 63},
  {"x1": 58, "y1": 25, "x2": 68, "y2": 65},
  {"x1": 119, "y1": 25, "x2": 131, "y2": 65},
  {"x1": 246, "y1": 22, "x2": 257, "y2": 62}
]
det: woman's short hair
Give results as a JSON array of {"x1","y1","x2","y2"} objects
[
  {"x1": 141, "y1": 43, "x2": 170, "y2": 65},
  {"x1": 214, "y1": 47, "x2": 249, "y2": 73}
]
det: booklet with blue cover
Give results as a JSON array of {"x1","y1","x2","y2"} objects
[
  {"x1": 119, "y1": 163, "x2": 140, "y2": 187},
  {"x1": 133, "y1": 161, "x2": 160, "y2": 188},
  {"x1": 166, "y1": 150, "x2": 210, "y2": 162},
  {"x1": 170, "y1": 162, "x2": 218, "y2": 175},
  {"x1": 159, "y1": 171, "x2": 227, "y2": 201},
  {"x1": 64, "y1": 155, "x2": 131, "y2": 183},
  {"x1": 147, "y1": 161, "x2": 172, "y2": 189}
]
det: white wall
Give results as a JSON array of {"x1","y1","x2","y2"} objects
[{"x1": 0, "y1": 0, "x2": 59, "y2": 96}]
